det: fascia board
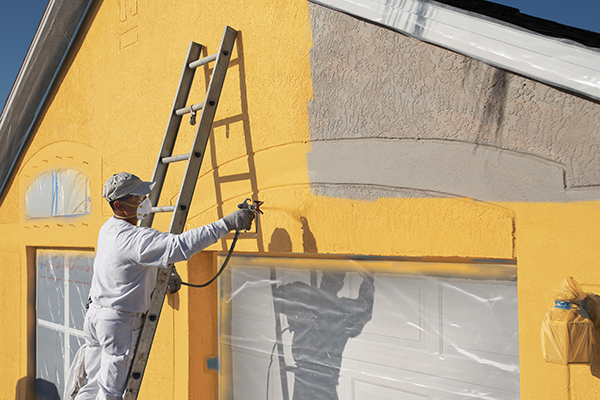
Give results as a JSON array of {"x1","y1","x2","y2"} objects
[
  {"x1": 311, "y1": 0, "x2": 600, "y2": 101},
  {"x1": 2, "y1": 2, "x2": 59, "y2": 118},
  {"x1": 0, "y1": 0, "x2": 94, "y2": 200}
]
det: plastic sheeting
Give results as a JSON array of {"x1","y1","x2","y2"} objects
[
  {"x1": 219, "y1": 256, "x2": 520, "y2": 400},
  {"x1": 309, "y1": 0, "x2": 600, "y2": 102},
  {"x1": 25, "y1": 169, "x2": 91, "y2": 219},
  {"x1": 37, "y1": 250, "x2": 94, "y2": 399},
  {"x1": 542, "y1": 277, "x2": 593, "y2": 364}
]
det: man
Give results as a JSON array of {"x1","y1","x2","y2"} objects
[{"x1": 70, "y1": 172, "x2": 254, "y2": 400}]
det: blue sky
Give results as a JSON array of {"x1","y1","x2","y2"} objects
[{"x1": 1, "y1": 0, "x2": 599, "y2": 112}]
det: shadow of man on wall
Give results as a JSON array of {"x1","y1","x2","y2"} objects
[{"x1": 270, "y1": 218, "x2": 375, "y2": 400}]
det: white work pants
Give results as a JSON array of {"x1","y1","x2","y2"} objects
[{"x1": 75, "y1": 304, "x2": 144, "y2": 400}]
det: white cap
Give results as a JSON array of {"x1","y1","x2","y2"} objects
[{"x1": 103, "y1": 172, "x2": 155, "y2": 202}]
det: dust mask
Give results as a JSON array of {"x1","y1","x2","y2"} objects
[
  {"x1": 116, "y1": 197, "x2": 153, "y2": 221},
  {"x1": 135, "y1": 197, "x2": 153, "y2": 221}
]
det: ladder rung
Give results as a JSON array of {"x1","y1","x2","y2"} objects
[
  {"x1": 151, "y1": 206, "x2": 175, "y2": 213},
  {"x1": 175, "y1": 101, "x2": 204, "y2": 116},
  {"x1": 189, "y1": 53, "x2": 218, "y2": 69},
  {"x1": 162, "y1": 153, "x2": 190, "y2": 164}
]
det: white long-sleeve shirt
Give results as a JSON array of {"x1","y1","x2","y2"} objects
[{"x1": 89, "y1": 217, "x2": 229, "y2": 313}]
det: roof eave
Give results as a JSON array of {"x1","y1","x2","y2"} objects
[{"x1": 0, "y1": 0, "x2": 94, "y2": 201}]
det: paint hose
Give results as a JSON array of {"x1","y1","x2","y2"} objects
[
  {"x1": 180, "y1": 230, "x2": 240, "y2": 288},
  {"x1": 180, "y1": 198, "x2": 261, "y2": 288}
]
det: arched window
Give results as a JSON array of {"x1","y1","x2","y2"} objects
[{"x1": 25, "y1": 169, "x2": 91, "y2": 218}]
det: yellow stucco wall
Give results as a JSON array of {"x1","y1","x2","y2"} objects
[
  {"x1": 0, "y1": 0, "x2": 599, "y2": 399},
  {"x1": 514, "y1": 202, "x2": 600, "y2": 399}
]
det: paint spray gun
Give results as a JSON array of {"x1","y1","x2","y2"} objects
[
  {"x1": 181, "y1": 198, "x2": 263, "y2": 288},
  {"x1": 238, "y1": 198, "x2": 263, "y2": 237}
]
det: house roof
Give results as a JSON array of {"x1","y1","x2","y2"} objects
[
  {"x1": 0, "y1": 0, "x2": 93, "y2": 200},
  {"x1": 1, "y1": 0, "x2": 599, "y2": 201}
]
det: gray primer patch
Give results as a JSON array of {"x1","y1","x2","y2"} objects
[{"x1": 308, "y1": 138, "x2": 600, "y2": 202}]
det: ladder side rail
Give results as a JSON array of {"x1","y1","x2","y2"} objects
[
  {"x1": 169, "y1": 26, "x2": 237, "y2": 235},
  {"x1": 142, "y1": 41, "x2": 203, "y2": 228},
  {"x1": 123, "y1": 263, "x2": 172, "y2": 399}
]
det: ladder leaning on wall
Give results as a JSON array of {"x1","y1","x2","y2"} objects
[{"x1": 122, "y1": 26, "x2": 238, "y2": 400}]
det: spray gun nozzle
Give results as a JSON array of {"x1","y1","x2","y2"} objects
[{"x1": 238, "y1": 198, "x2": 264, "y2": 214}]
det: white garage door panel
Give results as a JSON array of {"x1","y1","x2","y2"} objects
[
  {"x1": 229, "y1": 345, "x2": 282, "y2": 400},
  {"x1": 363, "y1": 276, "x2": 427, "y2": 345},
  {"x1": 221, "y1": 262, "x2": 519, "y2": 400},
  {"x1": 231, "y1": 267, "x2": 276, "y2": 319},
  {"x1": 340, "y1": 344, "x2": 519, "y2": 397},
  {"x1": 340, "y1": 359, "x2": 518, "y2": 400},
  {"x1": 440, "y1": 281, "x2": 519, "y2": 357},
  {"x1": 340, "y1": 275, "x2": 519, "y2": 396},
  {"x1": 354, "y1": 380, "x2": 428, "y2": 400}
]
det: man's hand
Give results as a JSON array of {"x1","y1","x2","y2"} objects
[
  {"x1": 168, "y1": 268, "x2": 183, "y2": 294},
  {"x1": 223, "y1": 209, "x2": 255, "y2": 231}
]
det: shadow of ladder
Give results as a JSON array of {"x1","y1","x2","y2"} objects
[
  {"x1": 204, "y1": 33, "x2": 288, "y2": 400},
  {"x1": 205, "y1": 31, "x2": 264, "y2": 255}
]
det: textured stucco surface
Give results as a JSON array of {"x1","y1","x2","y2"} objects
[{"x1": 307, "y1": 3, "x2": 600, "y2": 201}]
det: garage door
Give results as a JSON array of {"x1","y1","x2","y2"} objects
[{"x1": 219, "y1": 256, "x2": 519, "y2": 400}]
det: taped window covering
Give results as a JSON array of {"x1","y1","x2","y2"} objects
[
  {"x1": 218, "y1": 255, "x2": 520, "y2": 400},
  {"x1": 36, "y1": 250, "x2": 94, "y2": 398},
  {"x1": 25, "y1": 169, "x2": 91, "y2": 218}
]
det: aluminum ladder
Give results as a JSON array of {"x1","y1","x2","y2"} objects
[{"x1": 123, "y1": 25, "x2": 237, "y2": 399}]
